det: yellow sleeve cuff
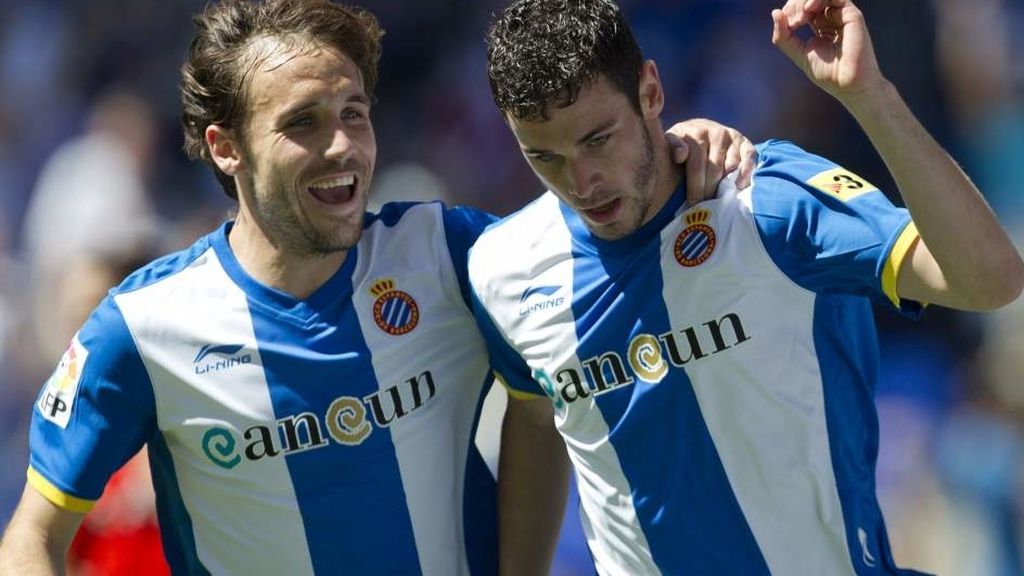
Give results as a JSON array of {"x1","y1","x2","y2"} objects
[
  {"x1": 27, "y1": 466, "x2": 96, "y2": 514},
  {"x1": 881, "y1": 221, "x2": 920, "y2": 308},
  {"x1": 493, "y1": 371, "x2": 547, "y2": 400}
]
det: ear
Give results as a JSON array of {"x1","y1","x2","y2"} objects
[
  {"x1": 638, "y1": 60, "x2": 665, "y2": 120},
  {"x1": 206, "y1": 124, "x2": 245, "y2": 177}
]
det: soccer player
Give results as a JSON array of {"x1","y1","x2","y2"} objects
[
  {"x1": 471, "y1": 0, "x2": 1024, "y2": 574},
  {"x1": 0, "y1": 0, "x2": 754, "y2": 574}
]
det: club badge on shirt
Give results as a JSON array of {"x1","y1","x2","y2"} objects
[
  {"x1": 674, "y1": 208, "x2": 717, "y2": 268},
  {"x1": 370, "y1": 278, "x2": 420, "y2": 335},
  {"x1": 38, "y1": 334, "x2": 89, "y2": 428}
]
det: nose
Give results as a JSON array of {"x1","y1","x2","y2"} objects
[
  {"x1": 567, "y1": 159, "x2": 599, "y2": 199},
  {"x1": 324, "y1": 123, "x2": 354, "y2": 162}
]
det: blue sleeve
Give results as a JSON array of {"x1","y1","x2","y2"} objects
[
  {"x1": 751, "y1": 140, "x2": 923, "y2": 317},
  {"x1": 469, "y1": 287, "x2": 547, "y2": 399},
  {"x1": 28, "y1": 296, "x2": 156, "y2": 510},
  {"x1": 443, "y1": 205, "x2": 499, "y2": 307}
]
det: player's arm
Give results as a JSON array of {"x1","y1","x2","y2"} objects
[
  {"x1": 773, "y1": 0, "x2": 1024, "y2": 310},
  {"x1": 498, "y1": 391, "x2": 570, "y2": 576},
  {"x1": 0, "y1": 485, "x2": 86, "y2": 575},
  {"x1": 666, "y1": 119, "x2": 758, "y2": 205}
]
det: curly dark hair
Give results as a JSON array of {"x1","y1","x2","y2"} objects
[
  {"x1": 180, "y1": 0, "x2": 383, "y2": 199},
  {"x1": 486, "y1": 0, "x2": 643, "y2": 121}
]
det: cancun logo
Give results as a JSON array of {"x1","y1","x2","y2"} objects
[
  {"x1": 194, "y1": 343, "x2": 252, "y2": 375},
  {"x1": 674, "y1": 208, "x2": 716, "y2": 268},
  {"x1": 536, "y1": 311, "x2": 751, "y2": 407},
  {"x1": 519, "y1": 284, "x2": 565, "y2": 317},
  {"x1": 200, "y1": 371, "x2": 438, "y2": 469},
  {"x1": 370, "y1": 278, "x2": 420, "y2": 335}
]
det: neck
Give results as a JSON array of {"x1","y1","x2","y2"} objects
[
  {"x1": 228, "y1": 211, "x2": 348, "y2": 300},
  {"x1": 645, "y1": 121, "x2": 684, "y2": 222}
]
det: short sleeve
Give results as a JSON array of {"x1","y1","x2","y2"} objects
[
  {"x1": 750, "y1": 140, "x2": 923, "y2": 317},
  {"x1": 443, "y1": 205, "x2": 500, "y2": 307},
  {"x1": 28, "y1": 296, "x2": 156, "y2": 511},
  {"x1": 470, "y1": 290, "x2": 548, "y2": 399}
]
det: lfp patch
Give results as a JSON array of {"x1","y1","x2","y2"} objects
[
  {"x1": 807, "y1": 167, "x2": 878, "y2": 202},
  {"x1": 674, "y1": 208, "x2": 717, "y2": 268},
  {"x1": 38, "y1": 334, "x2": 89, "y2": 428},
  {"x1": 370, "y1": 279, "x2": 420, "y2": 336}
]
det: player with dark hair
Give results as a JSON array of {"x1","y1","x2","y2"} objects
[
  {"x1": 473, "y1": 0, "x2": 1024, "y2": 574},
  {"x1": 0, "y1": 0, "x2": 756, "y2": 574}
]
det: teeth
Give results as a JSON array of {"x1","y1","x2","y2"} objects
[{"x1": 309, "y1": 175, "x2": 354, "y2": 190}]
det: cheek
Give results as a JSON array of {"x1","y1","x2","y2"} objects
[{"x1": 528, "y1": 162, "x2": 563, "y2": 187}]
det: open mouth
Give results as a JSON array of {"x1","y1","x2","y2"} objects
[
  {"x1": 308, "y1": 174, "x2": 356, "y2": 206},
  {"x1": 582, "y1": 198, "x2": 621, "y2": 223}
]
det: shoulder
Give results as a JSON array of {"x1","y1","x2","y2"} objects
[
  {"x1": 112, "y1": 229, "x2": 219, "y2": 297},
  {"x1": 752, "y1": 140, "x2": 883, "y2": 208},
  {"x1": 364, "y1": 201, "x2": 496, "y2": 242},
  {"x1": 471, "y1": 192, "x2": 563, "y2": 259}
]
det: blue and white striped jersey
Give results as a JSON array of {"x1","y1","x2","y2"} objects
[
  {"x1": 469, "y1": 141, "x2": 928, "y2": 575},
  {"x1": 29, "y1": 201, "x2": 499, "y2": 575}
]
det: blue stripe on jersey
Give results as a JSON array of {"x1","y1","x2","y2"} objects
[
  {"x1": 812, "y1": 295, "x2": 931, "y2": 576},
  {"x1": 247, "y1": 247, "x2": 421, "y2": 574},
  {"x1": 149, "y1": 431, "x2": 211, "y2": 576},
  {"x1": 566, "y1": 215, "x2": 770, "y2": 573},
  {"x1": 469, "y1": 290, "x2": 544, "y2": 397},
  {"x1": 462, "y1": 376, "x2": 499, "y2": 575},
  {"x1": 443, "y1": 205, "x2": 499, "y2": 307}
]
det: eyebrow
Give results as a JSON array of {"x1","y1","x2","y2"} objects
[
  {"x1": 522, "y1": 119, "x2": 616, "y2": 155},
  {"x1": 576, "y1": 119, "x2": 616, "y2": 146}
]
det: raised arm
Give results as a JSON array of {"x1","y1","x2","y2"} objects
[
  {"x1": 772, "y1": 0, "x2": 1024, "y2": 310},
  {"x1": 498, "y1": 393, "x2": 570, "y2": 576},
  {"x1": 0, "y1": 485, "x2": 86, "y2": 575}
]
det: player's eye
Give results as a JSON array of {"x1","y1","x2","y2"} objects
[
  {"x1": 586, "y1": 134, "x2": 610, "y2": 148},
  {"x1": 342, "y1": 108, "x2": 367, "y2": 121},
  {"x1": 530, "y1": 152, "x2": 559, "y2": 164},
  {"x1": 286, "y1": 115, "x2": 314, "y2": 128}
]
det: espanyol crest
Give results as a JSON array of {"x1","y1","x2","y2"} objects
[
  {"x1": 370, "y1": 278, "x2": 420, "y2": 335},
  {"x1": 674, "y1": 208, "x2": 716, "y2": 268}
]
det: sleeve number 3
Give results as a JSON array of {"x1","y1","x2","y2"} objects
[{"x1": 834, "y1": 173, "x2": 864, "y2": 190}]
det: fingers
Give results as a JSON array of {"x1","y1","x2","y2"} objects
[
  {"x1": 665, "y1": 131, "x2": 690, "y2": 165},
  {"x1": 668, "y1": 119, "x2": 755, "y2": 204},
  {"x1": 682, "y1": 133, "x2": 708, "y2": 207},
  {"x1": 735, "y1": 139, "x2": 757, "y2": 190},
  {"x1": 771, "y1": 8, "x2": 802, "y2": 65},
  {"x1": 810, "y1": 5, "x2": 842, "y2": 43}
]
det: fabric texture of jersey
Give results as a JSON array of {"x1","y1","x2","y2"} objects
[
  {"x1": 29, "y1": 201, "x2": 499, "y2": 576},
  {"x1": 469, "y1": 141, "x2": 929, "y2": 576}
]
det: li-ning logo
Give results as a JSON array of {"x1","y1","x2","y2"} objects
[
  {"x1": 674, "y1": 208, "x2": 716, "y2": 268},
  {"x1": 370, "y1": 278, "x2": 420, "y2": 335},
  {"x1": 519, "y1": 284, "x2": 566, "y2": 317},
  {"x1": 194, "y1": 343, "x2": 252, "y2": 375}
]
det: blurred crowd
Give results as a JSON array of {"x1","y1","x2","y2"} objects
[{"x1": 1, "y1": 0, "x2": 1023, "y2": 574}]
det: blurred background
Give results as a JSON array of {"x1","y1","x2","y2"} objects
[{"x1": 1, "y1": 0, "x2": 1023, "y2": 574}]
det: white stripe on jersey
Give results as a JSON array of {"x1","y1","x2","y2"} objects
[
  {"x1": 663, "y1": 181, "x2": 854, "y2": 574},
  {"x1": 116, "y1": 247, "x2": 316, "y2": 576},
  {"x1": 469, "y1": 194, "x2": 660, "y2": 575},
  {"x1": 352, "y1": 205, "x2": 489, "y2": 576}
]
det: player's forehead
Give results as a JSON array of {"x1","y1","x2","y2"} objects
[
  {"x1": 244, "y1": 36, "x2": 366, "y2": 119},
  {"x1": 508, "y1": 76, "x2": 628, "y2": 150}
]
